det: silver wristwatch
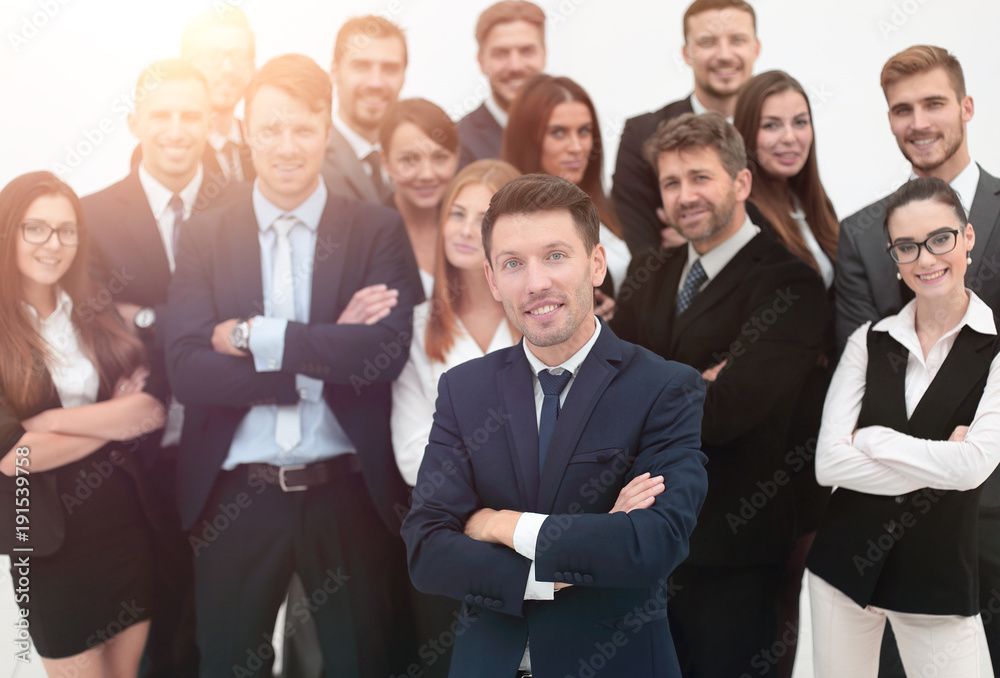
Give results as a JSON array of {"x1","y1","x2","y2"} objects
[
  {"x1": 230, "y1": 319, "x2": 251, "y2": 351},
  {"x1": 134, "y1": 307, "x2": 156, "y2": 329}
]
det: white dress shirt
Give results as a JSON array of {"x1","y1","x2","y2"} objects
[
  {"x1": 25, "y1": 290, "x2": 99, "y2": 408},
  {"x1": 676, "y1": 215, "x2": 760, "y2": 295},
  {"x1": 600, "y1": 223, "x2": 631, "y2": 298},
  {"x1": 391, "y1": 301, "x2": 517, "y2": 485},
  {"x1": 207, "y1": 118, "x2": 246, "y2": 181},
  {"x1": 816, "y1": 291, "x2": 1000, "y2": 495},
  {"x1": 789, "y1": 201, "x2": 835, "y2": 289},
  {"x1": 690, "y1": 93, "x2": 734, "y2": 124},
  {"x1": 910, "y1": 159, "x2": 979, "y2": 216},
  {"x1": 483, "y1": 95, "x2": 509, "y2": 130},
  {"x1": 137, "y1": 164, "x2": 203, "y2": 273},
  {"x1": 512, "y1": 317, "x2": 602, "y2": 671}
]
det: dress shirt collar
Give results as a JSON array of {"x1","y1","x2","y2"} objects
[
  {"x1": 689, "y1": 93, "x2": 734, "y2": 123},
  {"x1": 207, "y1": 118, "x2": 245, "y2": 152},
  {"x1": 484, "y1": 96, "x2": 509, "y2": 129},
  {"x1": 522, "y1": 315, "x2": 601, "y2": 376},
  {"x1": 873, "y1": 289, "x2": 997, "y2": 357},
  {"x1": 23, "y1": 288, "x2": 73, "y2": 324},
  {"x1": 138, "y1": 163, "x2": 204, "y2": 220},
  {"x1": 686, "y1": 214, "x2": 760, "y2": 283},
  {"x1": 332, "y1": 113, "x2": 379, "y2": 161},
  {"x1": 909, "y1": 159, "x2": 979, "y2": 215},
  {"x1": 252, "y1": 180, "x2": 327, "y2": 234}
]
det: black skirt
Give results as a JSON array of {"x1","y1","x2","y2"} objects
[{"x1": 12, "y1": 445, "x2": 154, "y2": 658}]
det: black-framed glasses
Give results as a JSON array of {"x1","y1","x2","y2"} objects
[
  {"x1": 20, "y1": 220, "x2": 80, "y2": 247},
  {"x1": 886, "y1": 229, "x2": 959, "y2": 264}
]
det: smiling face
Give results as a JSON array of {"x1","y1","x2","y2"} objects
[
  {"x1": 484, "y1": 209, "x2": 606, "y2": 366},
  {"x1": 539, "y1": 101, "x2": 593, "y2": 186},
  {"x1": 886, "y1": 67, "x2": 973, "y2": 181},
  {"x1": 384, "y1": 122, "x2": 459, "y2": 212},
  {"x1": 128, "y1": 77, "x2": 210, "y2": 193},
  {"x1": 478, "y1": 20, "x2": 546, "y2": 110},
  {"x1": 755, "y1": 89, "x2": 813, "y2": 180},
  {"x1": 887, "y1": 198, "x2": 974, "y2": 303},
  {"x1": 17, "y1": 194, "x2": 78, "y2": 305},
  {"x1": 683, "y1": 8, "x2": 760, "y2": 107},
  {"x1": 443, "y1": 182, "x2": 493, "y2": 271},
  {"x1": 657, "y1": 145, "x2": 751, "y2": 254},
  {"x1": 332, "y1": 36, "x2": 406, "y2": 141},
  {"x1": 247, "y1": 84, "x2": 330, "y2": 211}
]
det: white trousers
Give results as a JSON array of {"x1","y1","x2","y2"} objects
[{"x1": 808, "y1": 569, "x2": 987, "y2": 677}]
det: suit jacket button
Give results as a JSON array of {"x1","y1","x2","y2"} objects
[
  {"x1": 573, "y1": 573, "x2": 584, "y2": 583},
  {"x1": 553, "y1": 572, "x2": 564, "y2": 582},
  {"x1": 895, "y1": 496, "x2": 905, "y2": 504},
  {"x1": 492, "y1": 599, "x2": 503, "y2": 609},
  {"x1": 483, "y1": 597, "x2": 493, "y2": 605},
  {"x1": 583, "y1": 575, "x2": 594, "y2": 583},
  {"x1": 464, "y1": 594, "x2": 475, "y2": 604},
  {"x1": 474, "y1": 595, "x2": 484, "y2": 604}
]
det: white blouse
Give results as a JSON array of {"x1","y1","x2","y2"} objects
[
  {"x1": 816, "y1": 292, "x2": 1000, "y2": 495},
  {"x1": 391, "y1": 300, "x2": 518, "y2": 485},
  {"x1": 789, "y1": 203, "x2": 834, "y2": 289},
  {"x1": 600, "y1": 223, "x2": 631, "y2": 298},
  {"x1": 24, "y1": 290, "x2": 99, "y2": 408}
]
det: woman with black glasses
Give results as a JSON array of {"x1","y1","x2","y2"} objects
[{"x1": 806, "y1": 177, "x2": 1000, "y2": 676}]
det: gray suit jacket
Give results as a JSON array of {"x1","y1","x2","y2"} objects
[
  {"x1": 835, "y1": 165, "x2": 1000, "y2": 348},
  {"x1": 320, "y1": 126, "x2": 383, "y2": 204}
]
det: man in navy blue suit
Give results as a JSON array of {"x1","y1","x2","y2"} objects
[{"x1": 402, "y1": 174, "x2": 709, "y2": 677}]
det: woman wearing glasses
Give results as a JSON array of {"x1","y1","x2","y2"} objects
[
  {"x1": 0, "y1": 172, "x2": 165, "y2": 677},
  {"x1": 806, "y1": 177, "x2": 1000, "y2": 676}
]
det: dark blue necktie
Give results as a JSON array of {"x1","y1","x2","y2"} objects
[
  {"x1": 676, "y1": 259, "x2": 707, "y2": 316},
  {"x1": 537, "y1": 368, "x2": 573, "y2": 471},
  {"x1": 169, "y1": 193, "x2": 186, "y2": 255}
]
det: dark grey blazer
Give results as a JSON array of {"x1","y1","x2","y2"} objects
[
  {"x1": 456, "y1": 102, "x2": 503, "y2": 168},
  {"x1": 320, "y1": 126, "x2": 384, "y2": 204}
]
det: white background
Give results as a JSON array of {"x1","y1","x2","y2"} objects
[{"x1": 2, "y1": 0, "x2": 999, "y2": 675}]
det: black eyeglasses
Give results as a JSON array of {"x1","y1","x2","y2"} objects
[
  {"x1": 20, "y1": 220, "x2": 80, "y2": 247},
  {"x1": 886, "y1": 229, "x2": 959, "y2": 264}
]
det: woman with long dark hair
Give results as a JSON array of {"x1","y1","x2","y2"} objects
[{"x1": 0, "y1": 171, "x2": 165, "y2": 677}]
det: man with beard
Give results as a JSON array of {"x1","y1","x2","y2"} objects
[
  {"x1": 835, "y1": 45, "x2": 1000, "y2": 676},
  {"x1": 612, "y1": 0, "x2": 760, "y2": 257},
  {"x1": 611, "y1": 112, "x2": 828, "y2": 677},
  {"x1": 321, "y1": 16, "x2": 406, "y2": 204},
  {"x1": 456, "y1": 1, "x2": 546, "y2": 167}
]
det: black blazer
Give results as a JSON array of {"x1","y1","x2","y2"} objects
[
  {"x1": 320, "y1": 127, "x2": 384, "y2": 204},
  {"x1": 612, "y1": 231, "x2": 830, "y2": 565},
  {"x1": 612, "y1": 96, "x2": 694, "y2": 257},
  {"x1": 808, "y1": 324, "x2": 1000, "y2": 615},
  {"x1": 457, "y1": 102, "x2": 503, "y2": 169},
  {"x1": 163, "y1": 184, "x2": 423, "y2": 532}
]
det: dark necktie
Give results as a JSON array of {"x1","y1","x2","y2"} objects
[
  {"x1": 537, "y1": 368, "x2": 573, "y2": 471},
  {"x1": 675, "y1": 259, "x2": 707, "y2": 316},
  {"x1": 169, "y1": 194, "x2": 186, "y2": 256},
  {"x1": 363, "y1": 150, "x2": 388, "y2": 201}
]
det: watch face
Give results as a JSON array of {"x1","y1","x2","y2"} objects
[
  {"x1": 135, "y1": 307, "x2": 156, "y2": 329},
  {"x1": 231, "y1": 322, "x2": 249, "y2": 350}
]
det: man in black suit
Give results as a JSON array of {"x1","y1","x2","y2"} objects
[
  {"x1": 84, "y1": 58, "x2": 236, "y2": 678},
  {"x1": 456, "y1": 0, "x2": 546, "y2": 167},
  {"x1": 612, "y1": 112, "x2": 828, "y2": 677},
  {"x1": 835, "y1": 45, "x2": 1000, "y2": 675},
  {"x1": 612, "y1": 0, "x2": 760, "y2": 257},
  {"x1": 321, "y1": 16, "x2": 406, "y2": 203},
  {"x1": 164, "y1": 54, "x2": 422, "y2": 677}
]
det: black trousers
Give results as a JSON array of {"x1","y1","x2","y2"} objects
[
  {"x1": 191, "y1": 462, "x2": 413, "y2": 678},
  {"x1": 668, "y1": 561, "x2": 784, "y2": 678}
]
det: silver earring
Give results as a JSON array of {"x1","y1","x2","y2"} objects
[
  {"x1": 896, "y1": 271, "x2": 902, "y2": 280},
  {"x1": 967, "y1": 252, "x2": 973, "y2": 265}
]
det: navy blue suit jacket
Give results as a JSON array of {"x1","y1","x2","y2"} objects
[
  {"x1": 457, "y1": 102, "x2": 503, "y2": 169},
  {"x1": 163, "y1": 183, "x2": 422, "y2": 532},
  {"x1": 401, "y1": 321, "x2": 708, "y2": 677}
]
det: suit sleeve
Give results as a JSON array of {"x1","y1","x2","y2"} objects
[
  {"x1": 531, "y1": 366, "x2": 709, "y2": 586},
  {"x1": 402, "y1": 371, "x2": 533, "y2": 618},
  {"x1": 701, "y1": 267, "x2": 829, "y2": 447},
  {"x1": 279, "y1": 211, "x2": 423, "y2": 384},
  {"x1": 164, "y1": 214, "x2": 298, "y2": 408},
  {"x1": 835, "y1": 214, "x2": 883, "y2": 350},
  {"x1": 612, "y1": 117, "x2": 663, "y2": 257}
]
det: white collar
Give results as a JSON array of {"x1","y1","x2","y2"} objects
[
  {"x1": 23, "y1": 288, "x2": 73, "y2": 325},
  {"x1": 689, "y1": 93, "x2": 734, "y2": 124},
  {"x1": 331, "y1": 113, "x2": 379, "y2": 161},
  {"x1": 252, "y1": 180, "x2": 327, "y2": 234},
  {"x1": 873, "y1": 290, "x2": 997, "y2": 357},
  {"x1": 208, "y1": 118, "x2": 245, "y2": 152},
  {"x1": 686, "y1": 214, "x2": 760, "y2": 282},
  {"x1": 137, "y1": 163, "x2": 204, "y2": 220},
  {"x1": 484, "y1": 96, "x2": 509, "y2": 129},
  {"x1": 909, "y1": 159, "x2": 979, "y2": 216},
  {"x1": 522, "y1": 316, "x2": 601, "y2": 376}
]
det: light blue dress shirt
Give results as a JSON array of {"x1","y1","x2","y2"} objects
[{"x1": 222, "y1": 181, "x2": 356, "y2": 469}]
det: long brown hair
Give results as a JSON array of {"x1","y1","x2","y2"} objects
[
  {"x1": 0, "y1": 171, "x2": 146, "y2": 418},
  {"x1": 502, "y1": 74, "x2": 622, "y2": 237},
  {"x1": 426, "y1": 160, "x2": 521, "y2": 362},
  {"x1": 734, "y1": 71, "x2": 838, "y2": 273}
]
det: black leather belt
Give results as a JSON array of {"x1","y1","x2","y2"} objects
[{"x1": 245, "y1": 454, "x2": 361, "y2": 492}]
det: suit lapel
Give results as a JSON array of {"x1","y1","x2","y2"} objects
[
  {"x1": 226, "y1": 197, "x2": 265, "y2": 319},
  {"x1": 498, "y1": 346, "x2": 540, "y2": 512},
  {"x1": 326, "y1": 128, "x2": 380, "y2": 203},
  {"x1": 117, "y1": 172, "x2": 172, "y2": 285},
  {"x1": 650, "y1": 247, "x2": 686, "y2": 358},
  {"x1": 967, "y1": 167, "x2": 1000, "y2": 283},
  {"x1": 537, "y1": 323, "x2": 622, "y2": 514},
  {"x1": 309, "y1": 194, "x2": 349, "y2": 322}
]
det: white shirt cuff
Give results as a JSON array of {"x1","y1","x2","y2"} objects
[
  {"x1": 249, "y1": 316, "x2": 288, "y2": 372},
  {"x1": 295, "y1": 374, "x2": 323, "y2": 402},
  {"x1": 523, "y1": 561, "x2": 555, "y2": 601},
  {"x1": 512, "y1": 512, "x2": 547, "y2": 560}
]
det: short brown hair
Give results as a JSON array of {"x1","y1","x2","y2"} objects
[
  {"x1": 180, "y1": 6, "x2": 255, "y2": 60},
  {"x1": 244, "y1": 54, "x2": 332, "y2": 126},
  {"x1": 475, "y1": 1, "x2": 546, "y2": 50},
  {"x1": 644, "y1": 112, "x2": 747, "y2": 180},
  {"x1": 880, "y1": 45, "x2": 966, "y2": 100},
  {"x1": 379, "y1": 98, "x2": 459, "y2": 155},
  {"x1": 683, "y1": 0, "x2": 756, "y2": 41},
  {"x1": 333, "y1": 15, "x2": 408, "y2": 67},
  {"x1": 481, "y1": 174, "x2": 599, "y2": 265}
]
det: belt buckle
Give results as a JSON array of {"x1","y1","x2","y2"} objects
[{"x1": 278, "y1": 464, "x2": 308, "y2": 492}]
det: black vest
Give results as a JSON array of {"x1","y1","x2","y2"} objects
[{"x1": 807, "y1": 323, "x2": 1000, "y2": 615}]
